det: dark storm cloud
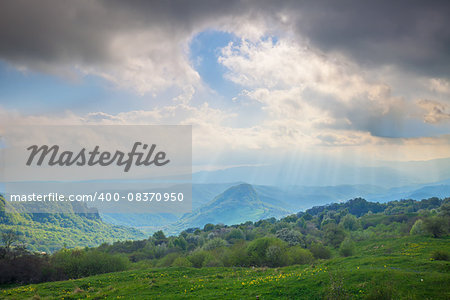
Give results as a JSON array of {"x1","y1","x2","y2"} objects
[
  {"x1": 0, "y1": 0, "x2": 245, "y2": 72},
  {"x1": 281, "y1": 0, "x2": 450, "y2": 77},
  {"x1": 305, "y1": 89, "x2": 408, "y2": 138},
  {"x1": 0, "y1": 0, "x2": 448, "y2": 77},
  {"x1": 0, "y1": 1, "x2": 114, "y2": 68}
]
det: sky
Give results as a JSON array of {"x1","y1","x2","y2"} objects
[{"x1": 0, "y1": 0, "x2": 449, "y2": 174}]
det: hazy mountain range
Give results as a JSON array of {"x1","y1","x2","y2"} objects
[
  {"x1": 2, "y1": 157, "x2": 449, "y2": 238},
  {"x1": 103, "y1": 177, "x2": 450, "y2": 235},
  {"x1": 192, "y1": 158, "x2": 450, "y2": 187}
]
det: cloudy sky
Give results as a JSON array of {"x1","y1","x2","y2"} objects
[{"x1": 0, "y1": 0, "x2": 449, "y2": 172}]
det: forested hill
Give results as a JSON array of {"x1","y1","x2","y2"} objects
[
  {"x1": 0, "y1": 196, "x2": 145, "y2": 252},
  {"x1": 94, "y1": 196, "x2": 449, "y2": 267},
  {"x1": 304, "y1": 197, "x2": 443, "y2": 217}
]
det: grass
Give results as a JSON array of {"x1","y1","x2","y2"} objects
[{"x1": 1, "y1": 236, "x2": 449, "y2": 299}]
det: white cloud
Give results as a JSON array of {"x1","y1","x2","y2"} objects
[
  {"x1": 76, "y1": 30, "x2": 201, "y2": 96},
  {"x1": 220, "y1": 38, "x2": 381, "y2": 101},
  {"x1": 429, "y1": 78, "x2": 450, "y2": 95},
  {"x1": 418, "y1": 99, "x2": 450, "y2": 124},
  {"x1": 218, "y1": 37, "x2": 414, "y2": 138}
]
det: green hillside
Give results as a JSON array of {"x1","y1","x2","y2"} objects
[
  {"x1": 0, "y1": 196, "x2": 145, "y2": 252},
  {"x1": 1, "y1": 196, "x2": 449, "y2": 299},
  {"x1": 1, "y1": 236, "x2": 449, "y2": 299}
]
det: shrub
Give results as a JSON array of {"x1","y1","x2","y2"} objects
[
  {"x1": 222, "y1": 241, "x2": 249, "y2": 267},
  {"x1": 152, "y1": 243, "x2": 168, "y2": 259},
  {"x1": 339, "y1": 214, "x2": 360, "y2": 231},
  {"x1": 225, "y1": 229, "x2": 245, "y2": 242},
  {"x1": 310, "y1": 243, "x2": 331, "y2": 259},
  {"x1": 202, "y1": 238, "x2": 227, "y2": 251},
  {"x1": 409, "y1": 219, "x2": 425, "y2": 235},
  {"x1": 276, "y1": 228, "x2": 304, "y2": 246},
  {"x1": 156, "y1": 252, "x2": 181, "y2": 267},
  {"x1": 188, "y1": 250, "x2": 208, "y2": 268},
  {"x1": 247, "y1": 237, "x2": 287, "y2": 267},
  {"x1": 265, "y1": 245, "x2": 285, "y2": 267},
  {"x1": 51, "y1": 249, "x2": 129, "y2": 279},
  {"x1": 0, "y1": 253, "x2": 57, "y2": 284},
  {"x1": 171, "y1": 256, "x2": 193, "y2": 267},
  {"x1": 286, "y1": 246, "x2": 314, "y2": 265},
  {"x1": 324, "y1": 224, "x2": 346, "y2": 248},
  {"x1": 423, "y1": 217, "x2": 446, "y2": 238},
  {"x1": 431, "y1": 250, "x2": 449, "y2": 261},
  {"x1": 339, "y1": 239, "x2": 355, "y2": 257},
  {"x1": 202, "y1": 254, "x2": 223, "y2": 267}
]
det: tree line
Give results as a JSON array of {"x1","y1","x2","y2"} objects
[{"x1": 0, "y1": 197, "x2": 448, "y2": 284}]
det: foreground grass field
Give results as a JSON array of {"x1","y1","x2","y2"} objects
[{"x1": 1, "y1": 236, "x2": 449, "y2": 299}]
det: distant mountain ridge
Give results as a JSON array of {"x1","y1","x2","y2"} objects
[
  {"x1": 102, "y1": 180, "x2": 450, "y2": 234},
  {"x1": 164, "y1": 184, "x2": 289, "y2": 234}
]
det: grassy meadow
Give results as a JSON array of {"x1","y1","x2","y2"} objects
[{"x1": 2, "y1": 235, "x2": 449, "y2": 299}]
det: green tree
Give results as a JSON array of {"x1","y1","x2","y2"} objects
[
  {"x1": 339, "y1": 239, "x2": 355, "y2": 257},
  {"x1": 247, "y1": 237, "x2": 286, "y2": 266},
  {"x1": 286, "y1": 246, "x2": 314, "y2": 265},
  {"x1": 1, "y1": 229, "x2": 18, "y2": 252},
  {"x1": 410, "y1": 219, "x2": 425, "y2": 235},
  {"x1": 324, "y1": 224, "x2": 346, "y2": 248},
  {"x1": 188, "y1": 250, "x2": 208, "y2": 268},
  {"x1": 276, "y1": 228, "x2": 304, "y2": 246},
  {"x1": 172, "y1": 256, "x2": 193, "y2": 267},
  {"x1": 265, "y1": 245, "x2": 285, "y2": 267},
  {"x1": 310, "y1": 243, "x2": 331, "y2": 259},
  {"x1": 203, "y1": 223, "x2": 215, "y2": 232},
  {"x1": 152, "y1": 230, "x2": 167, "y2": 245},
  {"x1": 202, "y1": 238, "x2": 227, "y2": 251},
  {"x1": 225, "y1": 229, "x2": 245, "y2": 242},
  {"x1": 424, "y1": 217, "x2": 446, "y2": 238},
  {"x1": 339, "y1": 214, "x2": 360, "y2": 231}
]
